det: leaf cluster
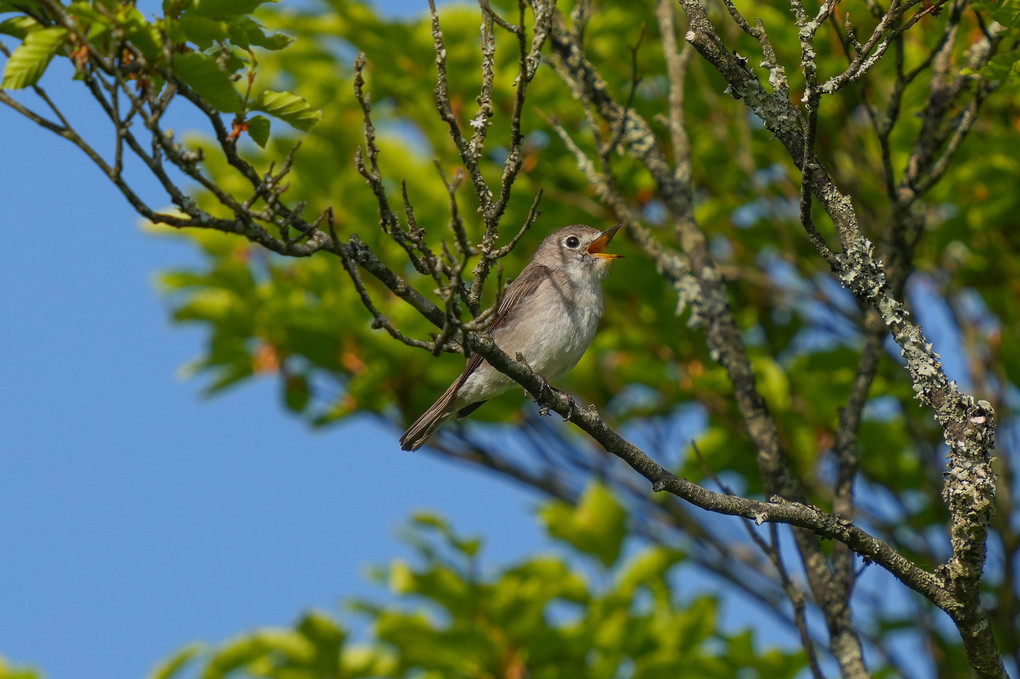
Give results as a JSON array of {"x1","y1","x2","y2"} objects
[{"x1": 1, "y1": 0, "x2": 318, "y2": 145}]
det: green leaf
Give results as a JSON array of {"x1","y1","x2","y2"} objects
[
  {"x1": 145, "y1": 643, "x2": 205, "y2": 679},
  {"x1": 171, "y1": 14, "x2": 231, "y2": 49},
  {"x1": 972, "y1": 0, "x2": 1020, "y2": 29},
  {"x1": 297, "y1": 609, "x2": 346, "y2": 647},
  {"x1": 0, "y1": 0, "x2": 42, "y2": 15},
  {"x1": 202, "y1": 630, "x2": 311, "y2": 677},
  {"x1": 0, "y1": 657, "x2": 44, "y2": 679},
  {"x1": 575, "y1": 483, "x2": 627, "y2": 567},
  {"x1": 754, "y1": 356, "x2": 790, "y2": 411},
  {"x1": 540, "y1": 482, "x2": 627, "y2": 568},
  {"x1": 0, "y1": 16, "x2": 38, "y2": 39},
  {"x1": 192, "y1": 0, "x2": 273, "y2": 18},
  {"x1": 229, "y1": 16, "x2": 293, "y2": 50},
  {"x1": 247, "y1": 114, "x2": 270, "y2": 147},
  {"x1": 162, "y1": 0, "x2": 193, "y2": 17},
  {"x1": 388, "y1": 560, "x2": 415, "y2": 594},
  {"x1": 250, "y1": 90, "x2": 321, "y2": 130},
  {"x1": 2, "y1": 26, "x2": 68, "y2": 89},
  {"x1": 979, "y1": 51, "x2": 1020, "y2": 82},
  {"x1": 120, "y1": 8, "x2": 163, "y2": 61},
  {"x1": 615, "y1": 546, "x2": 684, "y2": 595},
  {"x1": 408, "y1": 511, "x2": 483, "y2": 558},
  {"x1": 673, "y1": 595, "x2": 718, "y2": 652},
  {"x1": 411, "y1": 511, "x2": 448, "y2": 530},
  {"x1": 171, "y1": 51, "x2": 242, "y2": 113}
]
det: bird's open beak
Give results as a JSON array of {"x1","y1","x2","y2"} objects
[{"x1": 586, "y1": 224, "x2": 624, "y2": 259}]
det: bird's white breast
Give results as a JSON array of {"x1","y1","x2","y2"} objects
[
  {"x1": 455, "y1": 254, "x2": 609, "y2": 406},
  {"x1": 524, "y1": 279, "x2": 603, "y2": 377},
  {"x1": 497, "y1": 264, "x2": 605, "y2": 377}
]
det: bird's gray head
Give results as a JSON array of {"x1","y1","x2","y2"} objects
[{"x1": 533, "y1": 224, "x2": 623, "y2": 281}]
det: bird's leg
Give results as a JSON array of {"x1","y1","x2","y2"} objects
[
  {"x1": 534, "y1": 372, "x2": 553, "y2": 417},
  {"x1": 514, "y1": 352, "x2": 575, "y2": 420},
  {"x1": 514, "y1": 352, "x2": 546, "y2": 413},
  {"x1": 536, "y1": 377, "x2": 576, "y2": 421},
  {"x1": 562, "y1": 395, "x2": 576, "y2": 421}
]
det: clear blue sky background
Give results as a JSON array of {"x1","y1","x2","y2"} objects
[{"x1": 0, "y1": 3, "x2": 553, "y2": 678}]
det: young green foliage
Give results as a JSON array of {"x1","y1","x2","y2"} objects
[{"x1": 0, "y1": 0, "x2": 317, "y2": 143}]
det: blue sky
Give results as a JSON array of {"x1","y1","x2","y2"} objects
[{"x1": 0, "y1": 3, "x2": 553, "y2": 678}]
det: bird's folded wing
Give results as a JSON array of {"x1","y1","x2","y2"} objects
[{"x1": 460, "y1": 263, "x2": 552, "y2": 379}]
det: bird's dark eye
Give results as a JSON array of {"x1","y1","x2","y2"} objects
[{"x1": 565, "y1": 236, "x2": 581, "y2": 248}]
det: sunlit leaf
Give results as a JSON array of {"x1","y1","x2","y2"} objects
[
  {"x1": 192, "y1": 0, "x2": 273, "y2": 18},
  {"x1": 246, "y1": 114, "x2": 270, "y2": 147},
  {"x1": 228, "y1": 15, "x2": 293, "y2": 50},
  {"x1": 172, "y1": 14, "x2": 231, "y2": 48},
  {"x1": 119, "y1": 8, "x2": 162, "y2": 61},
  {"x1": 0, "y1": 15, "x2": 38, "y2": 39},
  {"x1": 540, "y1": 482, "x2": 627, "y2": 568},
  {"x1": 249, "y1": 89, "x2": 321, "y2": 130},
  {"x1": 145, "y1": 643, "x2": 204, "y2": 679},
  {"x1": 171, "y1": 52, "x2": 242, "y2": 113},
  {"x1": 1, "y1": 26, "x2": 68, "y2": 89}
]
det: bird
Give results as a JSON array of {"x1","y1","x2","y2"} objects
[{"x1": 399, "y1": 223, "x2": 623, "y2": 451}]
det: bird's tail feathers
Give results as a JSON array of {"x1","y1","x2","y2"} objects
[{"x1": 399, "y1": 381, "x2": 460, "y2": 451}]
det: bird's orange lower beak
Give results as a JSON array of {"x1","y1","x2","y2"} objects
[{"x1": 587, "y1": 224, "x2": 624, "y2": 259}]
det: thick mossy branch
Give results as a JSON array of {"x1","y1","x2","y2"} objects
[{"x1": 675, "y1": 1, "x2": 1003, "y2": 674}]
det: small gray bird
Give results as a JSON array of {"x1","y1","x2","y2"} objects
[{"x1": 400, "y1": 224, "x2": 622, "y2": 451}]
